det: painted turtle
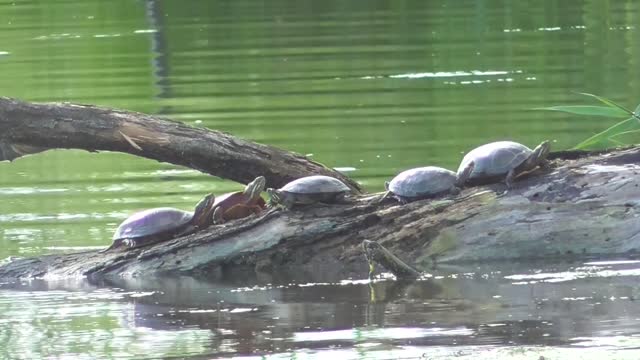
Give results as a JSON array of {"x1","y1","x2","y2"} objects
[
  {"x1": 104, "y1": 193, "x2": 216, "y2": 252},
  {"x1": 267, "y1": 175, "x2": 351, "y2": 209},
  {"x1": 212, "y1": 176, "x2": 267, "y2": 224},
  {"x1": 457, "y1": 140, "x2": 550, "y2": 188},
  {"x1": 380, "y1": 163, "x2": 475, "y2": 204}
]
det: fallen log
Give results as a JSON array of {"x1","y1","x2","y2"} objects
[
  {"x1": 2, "y1": 144, "x2": 640, "y2": 280},
  {"x1": 1, "y1": 98, "x2": 640, "y2": 281}
]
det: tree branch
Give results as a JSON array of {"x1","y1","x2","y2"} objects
[{"x1": 0, "y1": 97, "x2": 360, "y2": 190}]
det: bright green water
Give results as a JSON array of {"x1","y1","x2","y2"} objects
[{"x1": 1, "y1": 0, "x2": 640, "y2": 359}]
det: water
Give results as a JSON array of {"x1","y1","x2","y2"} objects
[
  {"x1": 3, "y1": 261, "x2": 640, "y2": 359},
  {"x1": 1, "y1": 0, "x2": 639, "y2": 358}
]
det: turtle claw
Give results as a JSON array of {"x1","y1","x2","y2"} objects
[
  {"x1": 267, "y1": 200, "x2": 286, "y2": 210},
  {"x1": 539, "y1": 160, "x2": 552, "y2": 171},
  {"x1": 122, "y1": 239, "x2": 138, "y2": 248},
  {"x1": 100, "y1": 239, "x2": 125, "y2": 253}
]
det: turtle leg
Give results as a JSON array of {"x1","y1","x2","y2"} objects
[
  {"x1": 249, "y1": 204, "x2": 263, "y2": 215},
  {"x1": 112, "y1": 235, "x2": 167, "y2": 251},
  {"x1": 376, "y1": 181, "x2": 394, "y2": 204},
  {"x1": 121, "y1": 238, "x2": 150, "y2": 250},
  {"x1": 377, "y1": 191, "x2": 393, "y2": 204},
  {"x1": 505, "y1": 168, "x2": 516, "y2": 189},
  {"x1": 333, "y1": 192, "x2": 351, "y2": 204},
  {"x1": 212, "y1": 207, "x2": 226, "y2": 224},
  {"x1": 538, "y1": 158, "x2": 551, "y2": 171},
  {"x1": 99, "y1": 239, "x2": 124, "y2": 253},
  {"x1": 266, "y1": 188, "x2": 287, "y2": 209},
  {"x1": 281, "y1": 196, "x2": 295, "y2": 210},
  {"x1": 122, "y1": 238, "x2": 139, "y2": 248},
  {"x1": 266, "y1": 188, "x2": 277, "y2": 208}
]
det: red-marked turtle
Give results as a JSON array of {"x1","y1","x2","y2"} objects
[
  {"x1": 380, "y1": 162, "x2": 475, "y2": 204},
  {"x1": 267, "y1": 175, "x2": 351, "y2": 209},
  {"x1": 212, "y1": 176, "x2": 266, "y2": 224},
  {"x1": 103, "y1": 193, "x2": 216, "y2": 252},
  {"x1": 458, "y1": 140, "x2": 550, "y2": 188}
]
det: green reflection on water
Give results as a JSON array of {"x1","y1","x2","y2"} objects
[
  {"x1": 0, "y1": 1, "x2": 640, "y2": 356},
  {"x1": 0, "y1": 288, "x2": 215, "y2": 359},
  {"x1": 1, "y1": 0, "x2": 638, "y2": 255}
]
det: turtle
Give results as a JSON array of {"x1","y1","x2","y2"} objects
[
  {"x1": 267, "y1": 175, "x2": 351, "y2": 209},
  {"x1": 380, "y1": 162, "x2": 475, "y2": 204},
  {"x1": 103, "y1": 193, "x2": 216, "y2": 252},
  {"x1": 457, "y1": 140, "x2": 551, "y2": 188},
  {"x1": 212, "y1": 176, "x2": 267, "y2": 224}
]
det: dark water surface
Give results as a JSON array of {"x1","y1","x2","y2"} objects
[{"x1": 1, "y1": 0, "x2": 640, "y2": 358}]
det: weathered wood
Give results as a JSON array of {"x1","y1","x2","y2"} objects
[
  {"x1": 2, "y1": 143, "x2": 640, "y2": 281},
  {"x1": 0, "y1": 97, "x2": 360, "y2": 190},
  {"x1": 363, "y1": 240, "x2": 422, "y2": 279}
]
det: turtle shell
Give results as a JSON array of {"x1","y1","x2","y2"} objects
[
  {"x1": 213, "y1": 192, "x2": 246, "y2": 211},
  {"x1": 214, "y1": 191, "x2": 266, "y2": 220},
  {"x1": 388, "y1": 166, "x2": 457, "y2": 198},
  {"x1": 280, "y1": 175, "x2": 350, "y2": 195},
  {"x1": 458, "y1": 141, "x2": 532, "y2": 180},
  {"x1": 113, "y1": 207, "x2": 193, "y2": 241}
]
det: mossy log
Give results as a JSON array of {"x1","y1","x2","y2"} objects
[{"x1": 1, "y1": 97, "x2": 640, "y2": 280}]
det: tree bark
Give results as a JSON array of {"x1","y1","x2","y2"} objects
[
  {"x1": 0, "y1": 97, "x2": 360, "y2": 190},
  {"x1": 1, "y1": 98, "x2": 640, "y2": 281}
]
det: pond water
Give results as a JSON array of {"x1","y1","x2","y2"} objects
[{"x1": 1, "y1": 0, "x2": 639, "y2": 358}]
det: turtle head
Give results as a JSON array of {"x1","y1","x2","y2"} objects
[
  {"x1": 525, "y1": 140, "x2": 551, "y2": 170},
  {"x1": 192, "y1": 193, "x2": 216, "y2": 227},
  {"x1": 537, "y1": 140, "x2": 551, "y2": 160},
  {"x1": 455, "y1": 160, "x2": 475, "y2": 187},
  {"x1": 376, "y1": 182, "x2": 392, "y2": 203},
  {"x1": 243, "y1": 176, "x2": 266, "y2": 203}
]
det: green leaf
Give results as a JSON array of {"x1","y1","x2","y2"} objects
[
  {"x1": 577, "y1": 92, "x2": 638, "y2": 119},
  {"x1": 607, "y1": 129, "x2": 640, "y2": 145},
  {"x1": 607, "y1": 137, "x2": 627, "y2": 146},
  {"x1": 609, "y1": 129, "x2": 640, "y2": 140},
  {"x1": 573, "y1": 117, "x2": 640, "y2": 150},
  {"x1": 533, "y1": 105, "x2": 629, "y2": 118}
]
